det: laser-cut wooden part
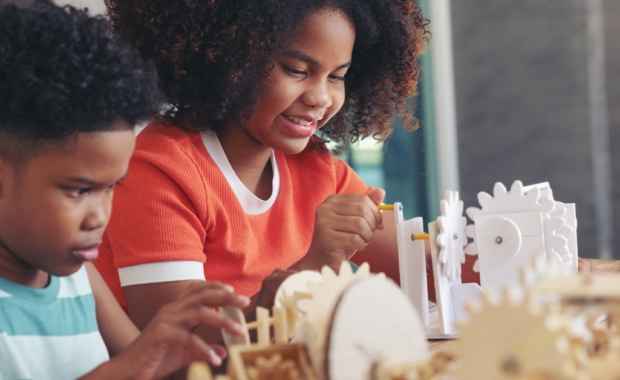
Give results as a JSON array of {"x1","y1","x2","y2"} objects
[
  {"x1": 273, "y1": 307, "x2": 288, "y2": 344},
  {"x1": 187, "y1": 361, "x2": 213, "y2": 380},
  {"x1": 452, "y1": 286, "x2": 575, "y2": 380},
  {"x1": 393, "y1": 202, "x2": 429, "y2": 327},
  {"x1": 227, "y1": 344, "x2": 317, "y2": 380},
  {"x1": 465, "y1": 181, "x2": 575, "y2": 272},
  {"x1": 274, "y1": 271, "x2": 324, "y2": 309},
  {"x1": 325, "y1": 276, "x2": 429, "y2": 380},
  {"x1": 474, "y1": 212, "x2": 546, "y2": 300},
  {"x1": 436, "y1": 191, "x2": 467, "y2": 282},
  {"x1": 220, "y1": 305, "x2": 251, "y2": 347},
  {"x1": 256, "y1": 307, "x2": 270, "y2": 347},
  {"x1": 428, "y1": 220, "x2": 460, "y2": 335}
]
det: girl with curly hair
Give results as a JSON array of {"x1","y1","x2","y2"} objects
[{"x1": 94, "y1": 0, "x2": 430, "y2": 369}]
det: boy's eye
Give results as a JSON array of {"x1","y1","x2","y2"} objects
[{"x1": 67, "y1": 188, "x2": 91, "y2": 198}]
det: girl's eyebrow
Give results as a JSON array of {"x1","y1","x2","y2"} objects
[{"x1": 284, "y1": 50, "x2": 351, "y2": 69}]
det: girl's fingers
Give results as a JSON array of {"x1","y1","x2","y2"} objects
[
  {"x1": 177, "y1": 281, "x2": 231, "y2": 299},
  {"x1": 329, "y1": 201, "x2": 378, "y2": 231},
  {"x1": 329, "y1": 230, "x2": 370, "y2": 251},
  {"x1": 331, "y1": 215, "x2": 374, "y2": 243},
  {"x1": 210, "y1": 344, "x2": 228, "y2": 360}
]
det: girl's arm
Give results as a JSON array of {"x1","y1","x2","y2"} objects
[{"x1": 83, "y1": 263, "x2": 249, "y2": 380}]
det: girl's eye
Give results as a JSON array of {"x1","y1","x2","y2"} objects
[
  {"x1": 283, "y1": 66, "x2": 307, "y2": 77},
  {"x1": 329, "y1": 74, "x2": 346, "y2": 83}
]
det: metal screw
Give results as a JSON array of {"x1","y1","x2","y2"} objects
[
  {"x1": 411, "y1": 233, "x2": 415, "y2": 241},
  {"x1": 501, "y1": 356, "x2": 519, "y2": 374},
  {"x1": 399, "y1": 204, "x2": 403, "y2": 211},
  {"x1": 453, "y1": 233, "x2": 459, "y2": 240},
  {"x1": 495, "y1": 236, "x2": 503, "y2": 244}
]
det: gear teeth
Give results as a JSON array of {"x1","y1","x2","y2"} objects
[
  {"x1": 464, "y1": 242, "x2": 477, "y2": 255},
  {"x1": 556, "y1": 225, "x2": 574, "y2": 236},
  {"x1": 464, "y1": 224, "x2": 476, "y2": 239},
  {"x1": 464, "y1": 300, "x2": 482, "y2": 315},
  {"x1": 321, "y1": 265, "x2": 337, "y2": 282},
  {"x1": 482, "y1": 288, "x2": 498, "y2": 307},
  {"x1": 338, "y1": 260, "x2": 353, "y2": 277},
  {"x1": 466, "y1": 206, "x2": 481, "y2": 220},
  {"x1": 503, "y1": 285, "x2": 524, "y2": 306},
  {"x1": 510, "y1": 180, "x2": 525, "y2": 195},
  {"x1": 477, "y1": 192, "x2": 493, "y2": 209},
  {"x1": 549, "y1": 235, "x2": 569, "y2": 247},
  {"x1": 548, "y1": 217, "x2": 565, "y2": 230},
  {"x1": 550, "y1": 207, "x2": 567, "y2": 218},
  {"x1": 493, "y1": 182, "x2": 508, "y2": 197},
  {"x1": 357, "y1": 262, "x2": 370, "y2": 276}
]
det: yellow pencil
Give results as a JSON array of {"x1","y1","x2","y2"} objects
[{"x1": 377, "y1": 204, "x2": 394, "y2": 211}]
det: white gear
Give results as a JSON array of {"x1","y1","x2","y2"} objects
[
  {"x1": 452, "y1": 285, "x2": 582, "y2": 380},
  {"x1": 464, "y1": 181, "x2": 575, "y2": 272},
  {"x1": 436, "y1": 190, "x2": 467, "y2": 282}
]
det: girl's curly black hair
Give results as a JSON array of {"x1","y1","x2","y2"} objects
[{"x1": 105, "y1": 0, "x2": 430, "y2": 149}]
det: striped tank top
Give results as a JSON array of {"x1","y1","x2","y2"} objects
[{"x1": 0, "y1": 266, "x2": 109, "y2": 380}]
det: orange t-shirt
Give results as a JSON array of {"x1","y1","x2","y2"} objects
[{"x1": 94, "y1": 123, "x2": 372, "y2": 312}]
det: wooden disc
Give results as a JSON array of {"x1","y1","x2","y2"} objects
[
  {"x1": 275, "y1": 270, "x2": 324, "y2": 308},
  {"x1": 325, "y1": 277, "x2": 430, "y2": 380}
]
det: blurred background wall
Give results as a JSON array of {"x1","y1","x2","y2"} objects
[{"x1": 452, "y1": 0, "x2": 617, "y2": 259}]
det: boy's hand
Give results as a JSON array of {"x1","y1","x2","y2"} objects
[
  {"x1": 90, "y1": 281, "x2": 249, "y2": 380},
  {"x1": 304, "y1": 188, "x2": 386, "y2": 271}
]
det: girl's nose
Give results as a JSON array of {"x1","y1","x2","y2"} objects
[{"x1": 301, "y1": 80, "x2": 332, "y2": 109}]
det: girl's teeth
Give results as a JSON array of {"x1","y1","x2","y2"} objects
[{"x1": 284, "y1": 115, "x2": 312, "y2": 126}]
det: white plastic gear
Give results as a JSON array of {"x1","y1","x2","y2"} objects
[
  {"x1": 436, "y1": 190, "x2": 467, "y2": 281},
  {"x1": 464, "y1": 180, "x2": 575, "y2": 272},
  {"x1": 452, "y1": 285, "x2": 582, "y2": 380}
]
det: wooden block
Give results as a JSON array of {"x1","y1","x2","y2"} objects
[
  {"x1": 220, "y1": 305, "x2": 250, "y2": 347},
  {"x1": 228, "y1": 344, "x2": 316, "y2": 380},
  {"x1": 394, "y1": 205, "x2": 429, "y2": 327},
  {"x1": 429, "y1": 221, "x2": 460, "y2": 335},
  {"x1": 256, "y1": 307, "x2": 270, "y2": 347},
  {"x1": 326, "y1": 276, "x2": 429, "y2": 380},
  {"x1": 273, "y1": 307, "x2": 288, "y2": 344},
  {"x1": 187, "y1": 362, "x2": 212, "y2": 380}
]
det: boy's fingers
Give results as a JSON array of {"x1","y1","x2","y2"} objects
[
  {"x1": 178, "y1": 280, "x2": 230, "y2": 299},
  {"x1": 163, "y1": 327, "x2": 224, "y2": 367},
  {"x1": 367, "y1": 188, "x2": 386, "y2": 206},
  {"x1": 329, "y1": 231, "x2": 371, "y2": 251},
  {"x1": 172, "y1": 306, "x2": 246, "y2": 335},
  {"x1": 174, "y1": 288, "x2": 250, "y2": 311}
]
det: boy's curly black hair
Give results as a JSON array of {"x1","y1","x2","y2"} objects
[
  {"x1": 0, "y1": 1, "x2": 164, "y2": 162},
  {"x1": 105, "y1": 0, "x2": 430, "y2": 149}
]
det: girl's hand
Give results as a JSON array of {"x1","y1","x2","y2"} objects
[
  {"x1": 303, "y1": 188, "x2": 386, "y2": 271},
  {"x1": 83, "y1": 281, "x2": 250, "y2": 380}
]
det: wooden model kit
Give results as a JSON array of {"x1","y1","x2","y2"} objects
[{"x1": 187, "y1": 180, "x2": 620, "y2": 380}]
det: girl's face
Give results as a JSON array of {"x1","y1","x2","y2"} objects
[{"x1": 244, "y1": 9, "x2": 355, "y2": 154}]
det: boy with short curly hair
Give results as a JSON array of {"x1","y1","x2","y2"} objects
[{"x1": 0, "y1": 3, "x2": 248, "y2": 378}]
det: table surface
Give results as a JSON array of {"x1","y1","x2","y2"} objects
[{"x1": 424, "y1": 258, "x2": 617, "y2": 378}]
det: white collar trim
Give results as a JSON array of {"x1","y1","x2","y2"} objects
[{"x1": 200, "y1": 131, "x2": 280, "y2": 215}]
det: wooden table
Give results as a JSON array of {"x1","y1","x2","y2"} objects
[{"x1": 424, "y1": 259, "x2": 618, "y2": 378}]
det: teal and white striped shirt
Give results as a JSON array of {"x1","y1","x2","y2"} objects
[{"x1": 0, "y1": 266, "x2": 109, "y2": 380}]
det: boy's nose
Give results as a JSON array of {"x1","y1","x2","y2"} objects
[{"x1": 82, "y1": 203, "x2": 109, "y2": 231}]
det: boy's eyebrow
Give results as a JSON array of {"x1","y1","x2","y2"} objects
[
  {"x1": 284, "y1": 50, "x2": 351, "y2": 69},
  {"x1": 69, "y1": 173, "x2": 127, "y2": 185}
]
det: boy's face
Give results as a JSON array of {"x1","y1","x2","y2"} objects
[{"x1": 0, "y1": 130, "x2": 135, "y2": 277}]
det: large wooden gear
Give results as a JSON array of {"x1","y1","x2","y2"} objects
[{"x1": 452, "y1": 286, "x2": 579, "y2": 380}]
